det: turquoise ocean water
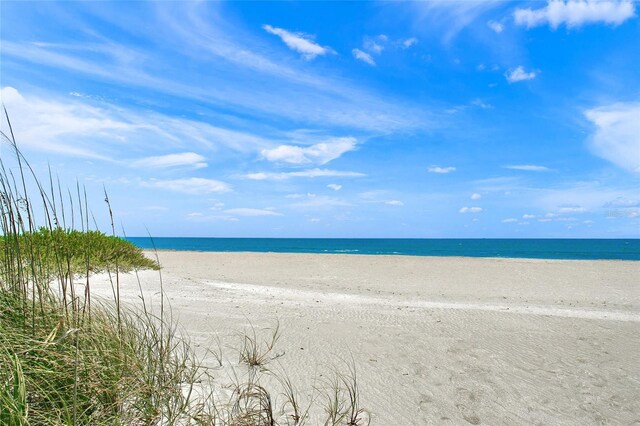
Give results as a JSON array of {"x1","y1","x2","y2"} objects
[{"x1": 126, "y1": 238, "x2": 640, "y2": 260}]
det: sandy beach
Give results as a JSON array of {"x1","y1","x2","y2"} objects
[{"x1": 92, "y1": 251, "x2": 640, "y2": 425}]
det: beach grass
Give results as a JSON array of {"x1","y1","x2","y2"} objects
[{"x1": 0, "y1": 112, "x2": 368, "y2": 425}]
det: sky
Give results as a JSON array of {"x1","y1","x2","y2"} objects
[{"x1": 0, "y1": 0, "x2": 639, "y2": 238}]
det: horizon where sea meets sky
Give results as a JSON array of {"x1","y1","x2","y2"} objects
[{"x1": 0, "y1": 1, "x2": 639, "y2": 238}]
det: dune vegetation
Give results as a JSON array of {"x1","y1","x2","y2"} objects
[{"x1": 0, "y1": 115, "x2": 368, "y2": 425}]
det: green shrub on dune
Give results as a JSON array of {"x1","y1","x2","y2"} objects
[{"x1": 0, "y1": 227, "x2": 159, "y2": 281}]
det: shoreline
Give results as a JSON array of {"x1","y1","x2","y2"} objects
[{"x1": 143, "y1": 248, "x2": 640, "y2": 262}]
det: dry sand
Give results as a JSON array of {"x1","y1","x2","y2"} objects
[{"x1": 92, "y1": 251, "x2": 639, "y2": 425}]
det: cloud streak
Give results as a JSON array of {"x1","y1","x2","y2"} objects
[
  {"x1": 0, "y1": 87, "x2": 276, "y2": 161},
  {"x1": 459, "y1": 206, "x2": 483, "y2": 213},
  {"x1": 145, "y1": 178, "x2": 231, "y2": 194},
  {"x1": 132, "y1": 152, "x2": 207, "y2": 169},
  {"x1": 352, "y1": 49, "x2": 376, "y2": 66},
  {"x1": 428, "y1": 166, "x2": 456, "y2": 174},
  {"x1": 504, "y1": 165, "x2": 551, "y2": 172},
  {"x1": 224, "y1": 208, "x2": 282, "y2": 216},
  {"x1": 1, "y1": 5, "x2": 432, "y2": 134},
  {"x1": 243, "y1": 168, "x2": 366, "y2": 180}
]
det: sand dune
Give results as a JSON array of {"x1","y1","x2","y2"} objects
[{"x1": 92, "y1": 252, "x2": 640, "y2": 424}]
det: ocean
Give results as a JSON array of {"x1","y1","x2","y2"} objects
[{"x1": 125, "y1": 238, "x2": 640, "y2": 261}]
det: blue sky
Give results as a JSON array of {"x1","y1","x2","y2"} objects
[{"x1": 1, "y1": 1, "x2": 639, "y2": 238}]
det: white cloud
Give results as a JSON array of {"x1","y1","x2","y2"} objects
[
  {"x1": 504, "y1": 164, "x2": 550, "y2": 171},
  {"x1": 514, "y1": 0, "x2": 636, "y2": 29},
  {"x1": 290, "y1": 194, "x2": 350, "y2": 208},
  {"x1": 363, "y1": 35, "x2": 386, "y2": 54},
  {"x1": 402, "y1": 37, "x2": 419, "y2": 48},
  {"x1": 132, "y1": 152, "x2": 207, "y2": 169},
  {"x1": 262, "y1": 25, "x2": 333, "y2": 60},
  {"x1": 558, "y1": 206, "x2": 587, "y2": 213},
  {"x1": 487, "y1": 20, "x2": 504, "y2": 32},
  {"x1": 224, "y1": 208, "x2": 282, "y2": 217},
  {"x1": 536, "y1": 183, "x2": 640, "y2": 213},
  {"x1": 146, "y1": 177, "x2": 231, "y2": 194},
  {"x1": 243, "y1": 168, "x2": 366, "y2": 180},
  {"x1": 327, "y1": 184, "x2": 342, "y2": 191},
  {"x1": 502, "y1": 218, "x2": 518, "y2": 223},
  {"x1": 428, "y1": 166, "x2": 456, "y2": 173},
  {"x1": 523, "y1": 214, "x2": 536, "y2": 219},
  {"x1": 471, "y1": 193, "x2": 482, "y2": 200},
  {"x1": 471, "y1": 99, "x2": 493, "y2": 109},
  {"x1": 459, "y1": 206, "x2": 483, "y2": 213},
  {"x1": 605, "y1": 197, "x2": 640, "y2": 207},
  {"x1": 505, "y1": 66, "x2": 539, "y2": 83},
  {"x1": 385, "y1": 200, "x2": 404, "y2": 206},
  {"x1": 261, "y1": 137, "x2": 357, "y2": 165},
  {"x1": 585, "y1": 102, "x2": 640, "y2": 173},
  {"x1": 352, "y1": 49, "x2": 376, "y2": 66}
]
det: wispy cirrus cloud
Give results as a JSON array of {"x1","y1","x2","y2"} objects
[
  {"x1": 358, "y1": 190, "x2": 404, "y2": 207},
  {"x1": 144, "y1": 177, "x2": 231, "y2": 194},
  {"x1": 243, "y1": 168, "x2": 366, "y2": 180},
  {"x1": 427, "y1": 166, "x2": 456, "y2": 174},
  {"x1": 262, "y1": 25, "x2": 334, "y2": 60},
  {"x1": 459, "y1": 206, "x2": 483, "y2": 213},
  {"x1": 558, "y1": 205, "x2": 587, "y2": 213},
  {"x1": 408, "y1": 1, "x2": 507, "y2": 43},
  {"x1": 504, "y1": 164, "x2": 551, "y2": 172},
  {"x1": 261, "y1": 137, "x2": 357, "y2": 165},
  {"x1": 290, "y1": 194, "x2": 351, "y2": 208},
  {"x1": 514, "y1": 0, "x2": 636, "y2": 29},
  {"x1": 1, "y1": 4, "x2": 433, "y2": 134},
  {"x1": 352, "y1": 49, "x2": 376, "y2": 66},
  {"x1": 224, "y1": 208, "x2": 282, "y2": 216},
  {"x1": 0, "y1": 86, "x2": 275, "y2": 161},
  {"x1": 585, "y1": 102, "x2": 640, "y2": 173},
  {"x1": 132, "y1": 152, "x2": 207, "y2": 169}
]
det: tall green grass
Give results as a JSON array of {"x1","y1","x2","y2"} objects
[{"x1": 0, "y1": 110, "x2": 370, "y2": 425}]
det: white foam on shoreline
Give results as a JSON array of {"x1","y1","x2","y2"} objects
[{"x1": 204, "y1": 280, "x2": 640, "y2": 322}]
